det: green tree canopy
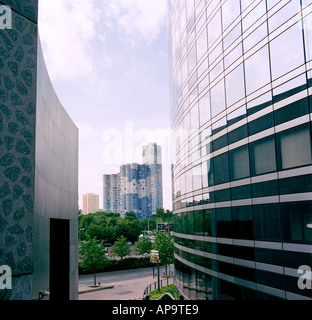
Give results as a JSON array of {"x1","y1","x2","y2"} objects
[
  {"x1": 79, "y1": 237, "x2": 110, "y2": 287},
  {"x1": 135, "y1": 236, "x2": 153, "y2": 255},
  {"x1": 153, "y1": 231, "x2": 174, "y2": 276},
  {"x1": 111, "y1": 235, "x2": 130, "y2": 260}
]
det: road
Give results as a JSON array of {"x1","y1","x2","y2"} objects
[{"x1": 78, "y1": 266, "x2": 174, "y2": 300}]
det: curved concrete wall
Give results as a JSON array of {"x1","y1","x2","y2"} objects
[{"x1": 0, "y1": 1, "x2": 78, "y2": 300}]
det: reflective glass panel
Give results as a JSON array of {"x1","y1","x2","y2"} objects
[
  {"x1": 270, "y1": 24, "x2": 305, "y2": 80},
  {"x1": 245, "y1": 45, "x2": 271, "y2": 95},
  {"x1": 199, "y1": 91, "x2": 211, "y2": 126},
  {"x1": 242, "y1": 0, "x2": 266, "y2": 32},
  {"x1": 197, "y1": 28, "x2": 208, "y2": 61},
  {"x1": 229, "y1": 145, "x2": 250, "y2": 180},
  {"x1": 225, "y1": 63, "x2": 245, "y2": 107},
  {"x1": 222, "y1": 0, "x2": 241, "y2": 31},
  {"x1": 250, "y1": 136, "x2": 277, "y2": 175},
  {"x1": 268, "y1": 0, "x2": 299, "y2": 33},
  {"x1": 277, "y1": 124, "x2": 312, "y2": 170},
  {"x1": 208, "y1": 9, "x2": 222, "y2": 46},
  {"x1": 303, "y1": 13, "x2": 312, "y2": 62},
  {"x1": 210, "y1": 79, "x2": 226, "y2": 117}
]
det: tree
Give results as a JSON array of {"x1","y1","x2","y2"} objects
[
  {"x1": 153, "y1": 231, "x2": 174, "y2": 277},
  {"x1": 79, "y1": 237, "x2": 110, "y2": 287},
  {"x1": 135, "y1": 236, "x2": 152, "y2": 255},
  {"x1": 111, "y1": 235, "x2": 130, "y2": 260}
]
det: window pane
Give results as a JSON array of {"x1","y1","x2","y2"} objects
[
  {"x1": 208, "y1": 9, "x2": 222, "y2": 46},
  {"x1": 185, "y1": 168, "x2": 193, "y2": 193},
  {"x1": 250, "y1": 136, "x2": 277, "y2": 175},
  {"x1": 278, "y1": 125, "x2": 312, "y2": 170},
  {"x1": 253, "y1": 204, "x2": 282, "y2": 241},
  {"x1": 229, "y1": 145, "x2": 250, "y2": 180},
  {"x1": 222, "y1": 0, "x2": 241, "y2": 31},
  {"x1": 303, "y1": 12, "x2": 312, "y2": 62},
  {"x1": 192, "y1": 164, "x2": 202, "y2": 190},
  {"x1": 270, "y1": 24, "x2": 305, "y2": 80},
  {"x1": 243, "y1": 22, "x2": 267, "y2": 53},
  {"x1": 197, "y1": 28, "x2": 208, "y2": 61},
  {"x1": 245, "y1": 45, "x2": 271, "y2": 95},
  {"x1": 268, "y1": 0, "x2": 299, "y2": 33},
  {"x1": 213, "y1": 152, "x2": 229, "y2": 185},
  {"x1": 242, "y1": 0, "x2": 266, "y2": 32},
  {"x1": 199, "y1": 91, "x2": 211, "y2": 126},
  {"x1": 282, "y1": 202, "x2": 312, "y2": 243},
  {"x1": 211, "y1": 79, "x2": 226, "y2": 117},
  {"x1": 225, "y1": 63, "x2": 245, "y2": 107}
]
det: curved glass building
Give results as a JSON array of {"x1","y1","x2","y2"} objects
[{"x1": 169, "y1": 0, "x2": 312, "y2": 300}]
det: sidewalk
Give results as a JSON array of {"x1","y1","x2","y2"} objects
[
  {"x1": 78, "y1": 283, "x2": 114, "y2": 294},
  {"x1": 78, "y1": 275, "x2": 155, "y2": 300}
]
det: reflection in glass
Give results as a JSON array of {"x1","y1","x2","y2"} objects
[
  {"x1": 199, "y1": 91, "x2": 211, "y2": 126},
  {"x1": 270, "y1": 24, "x2": 305, "y2": 80},
  {"x1": 243, "y1": 22, "x2": 267, "y2": 53},
  {"x1": 242, "y1": 0, "x2": 266, "y2": 32},
  {"x1": 303, "y1": 13, "x2": 312, "y2": 62},
  {"x1": 245, "y1": 45, "x2": 271, "y2": 95},
  {"x1": 250, "y1": 136, "x2": 277, "y2": 176},
  {"x1": 278, "y1": 125, "x2": 312, "y2": 170},
  {"x1": 208, "y1": 9, "x2": 222, "y2": 47},
  {"x1": 268, "y1": 0, "x2": 299, "y2": 33},
  {"x1": 225, "y1": 63, "x2": 245, "y2": 107},
  {"x1": 222, "y1": 0, "x2": 241, "y2": 31},
  {"x1": 224, "y1": 43, "x2": 243, "y2": 69},
  {"x1": 229, "y1": 145, "x2": 250, "y2": 180},
  {"x1": 211, "y1": 80, "x2": 226, "y2": 117}
]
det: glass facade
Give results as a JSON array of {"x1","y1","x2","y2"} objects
[{"x1": 169, "y1": 0, "x2": 312, "y2": 300}]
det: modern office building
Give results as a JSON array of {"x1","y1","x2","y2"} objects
[
  {"x1": 103, "y1": 173, "x2": 120, "y2": 213},
  {"x1": 82, "y1": 193, "x2": 99, "y2": 215},
  {"x1": 103, "y1": 143, "x2": 163, "y2": 218},
  {"x1": 0, "y1": 0, "x2": 79, "y2": 300},
  {"x1": 169, "y1": 0, "x2": 312, "y2": 300}
]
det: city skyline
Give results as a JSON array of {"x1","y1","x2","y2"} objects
[{"x1": 37, "y1": 0, "x2": 172, "y2": 211}]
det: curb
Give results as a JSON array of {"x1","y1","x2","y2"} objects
[{"x1": 78, "y1": 284, "x2": 114, "y2": 294}]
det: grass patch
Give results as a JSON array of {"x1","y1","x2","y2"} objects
[{"x1": 149, "y1": 284, "x2": 179, "y2": 300}]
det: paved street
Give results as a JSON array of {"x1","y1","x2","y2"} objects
[{"x1": 78, "y1": 266, "x2": 173, "y2": 300}]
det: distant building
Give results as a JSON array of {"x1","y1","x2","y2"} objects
[
  {"x1": 82, "y1": 193, "x2": 99, "y2": 214},
  {"x1": 103, "y1": 143, "x2": 163, "y2": 219},
  {"x1": 143, "y1": 143, "x2": 163, "y2": 212},
  {"x1": 103, "y1": 174, "x2": 120, "y2": 213},
  {"x1": 157, "y1": 223, "x2": 173, "y2": 233}
]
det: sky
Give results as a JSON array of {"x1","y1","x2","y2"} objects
[{"x1": 37, "y1": 0, "x2": 173, "y2": 211}]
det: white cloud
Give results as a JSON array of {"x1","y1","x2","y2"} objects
[
  {"x1": 102, "y1": 0, "x2": 168, "y2": 45},
  {"x1": 38, "y1": 0, "x2": 102, "y2": 81}
]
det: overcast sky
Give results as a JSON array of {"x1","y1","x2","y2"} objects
[{"x1": 38, "y1": 0, "x2": 172, "y2": 210}]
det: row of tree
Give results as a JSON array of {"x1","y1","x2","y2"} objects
[
  {"x1": 78, "y1": 209, "x2": 173, "y2": 243},
  {"x1": 79, "y1": 231, "x2": 174, "y2": 287},
  {"x1": 78, "y1": 209, "x2": 174, "y2": 287}
]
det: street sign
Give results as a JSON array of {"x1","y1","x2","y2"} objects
[{"x1": 150, "y1": 250, "x2": 160, "y2": 263}]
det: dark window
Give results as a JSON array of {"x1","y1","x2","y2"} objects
[
  {"x1": 253, "y1": 204, "x2": 282, "y2": 241},
  {"x1": 229, "y1": 145, "x2": 250, "y2": 180},
  {"x1": 281, "y1": 202, "x2": 312, "y2": 243},
  {"x1": 250, "y1": 136, "x2": 277, "y2": 176},
  {"x1": 213, "y1": 152, "x2": 230, "y2": 185}
]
